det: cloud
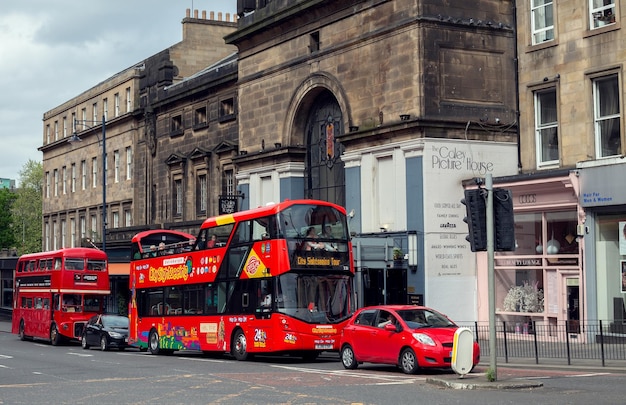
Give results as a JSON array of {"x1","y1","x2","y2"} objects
[{"x1": 0, "y1": 1, "x2": 236, "y2": 184}]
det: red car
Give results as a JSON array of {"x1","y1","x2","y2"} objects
[{"x1": 339, "y1": 305, "x2": 480, "y2": 374}]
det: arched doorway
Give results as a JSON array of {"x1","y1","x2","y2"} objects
[{"x1": 304, "y1": 91, "x2": 345, "y2": 206}]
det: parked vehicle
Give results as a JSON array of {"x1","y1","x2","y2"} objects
[
  {"x1": 81, "y1": 314, "x2": 129, "y2": 351},
  {"x1": 339, "y1": 305, "x2": 480, "y2": 374}
]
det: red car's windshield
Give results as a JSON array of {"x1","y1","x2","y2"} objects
[{"x1": 396, "y1": 308, "x2": 456, "y2": 328}]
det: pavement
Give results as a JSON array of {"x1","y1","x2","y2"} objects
[{"x1": 1, "y1": 316, "x2": 623, "y2": 390}]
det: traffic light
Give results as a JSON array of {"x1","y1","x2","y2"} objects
[
  {"x1": 461, "y1": 189, "x2": 487, "y2": 252},
  {"x1": 494, "y1": 188, "x2": 515, "y2": 251}
]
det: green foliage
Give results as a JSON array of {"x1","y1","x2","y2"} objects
[
  {"x1": 486, "y1": 367, "x2": 496, "y2": 382},
  {"x1": 11, "y1": 160, "x2": 43, "y2": 254},
  {"x1": 0, "y1": 188, "x2": 17, "y2": 249}
]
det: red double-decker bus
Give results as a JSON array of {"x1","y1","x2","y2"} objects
[
  {"x1": 11, "y1": 248, "x2": 110, "y2": 345},
  {"x1": 129, "y1": 199, "x2": 355, "y2": 360}
]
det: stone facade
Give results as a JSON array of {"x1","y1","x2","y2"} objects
[{"x1": 41, "y1": 9, "x2": 237, "y2": 253}]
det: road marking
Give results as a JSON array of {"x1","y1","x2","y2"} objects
[
  {"x1": 178, "y1": 357, "x2": 225, "y2": 363},
  {"x1": 270, "y1": 365, "x2": 422, "y2": 383},
  {"x1": 0, "y1": 354, "x2": 13, "y2": 359},
  {"x1": 520, "y1": 372, "x2": 611, "y2": 380},
  {"x1": 565, "y1": 373, "x2": 611, "y2": 378},
  {"x1": 67, "y1": 352, "x2": 93, "y2": 357},
  {"x1": 0, "y1": 364, "x2": 10, "y2": 369}
]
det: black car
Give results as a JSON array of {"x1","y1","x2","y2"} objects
[{"x1": 81, "y1": 314, "x2": 129, "y2": 351}]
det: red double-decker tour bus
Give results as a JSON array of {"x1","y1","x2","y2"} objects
[
  {"x1": 12, "y1": 248, "x2": 110, "y2": 345},
  {"x1": 129, "y1": 199, "x2": 355, "y2": 360}
]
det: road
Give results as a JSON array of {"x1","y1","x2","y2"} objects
[{"x1": 1, "y1": 329, "x2": 626, "y2": 404}]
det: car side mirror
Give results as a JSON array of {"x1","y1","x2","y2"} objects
[{"x1": 384, "y1": 323, "x2": 397, "y2": 332}]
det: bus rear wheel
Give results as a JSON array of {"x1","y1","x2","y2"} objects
[
  {"x1": 50, "y1": 324, "x2": 63, "y2": 346},
  {"x1": 148, "y1": 330, "x2": 161, "y2": 355},
  {"x1": 231, "y1": 330, "x2": 250, "y2": 361}
]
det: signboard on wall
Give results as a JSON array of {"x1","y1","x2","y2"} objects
[
  {"x1": 219, "y1": 196, "x2": 238, "y2": 214},
  {"x1": 579, "y1": 164, "x2": 626, "y2": 207}
]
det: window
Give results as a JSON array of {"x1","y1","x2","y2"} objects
[
  {"x1": 174, "y1": 178, "x2": 183, "y2": 216},
  {"x1": 112, "y1": 212, "x2": 119, "y2": 228},
  {"x1": 81, "y1": 160, "x2": 87, "y2": 190},
  {"x1": 223, "y1": 169, "x2": 234, "y2": 196},
  {"x1": 45, "y1": 171, "x2": 50, "y2": 198},
  {"x1": 310, "y1": 31, "x2": 320, "y2": 53},
  {"x1": 53, "y1": 221, "x2": 58, "y2": 250},
  {"x1": 70, "y1": 218, "x2": 76, "y2": 248},
  {"x1": 80, "y1": 216, "x2": 86, "y2": 239},
  {"x1": 71, "y1": 163, "x2": 76, "y2": 192},
  {"x1": 54, "y1": 169, "x2": 58, "y2": 197},
  {"x1": 114, "y1": 150, "x2": 120, "y2": 183},
  {"x1": 535, "y1": 88, "x2": 559, "y2": 166},
  {"x1": 61, "y1": 219, "x2": 66, "y2": 247},
  {"x1": 171, "y1": 115, "x2": 183, "y2": 135},
  {"x1": 81, "y1": 108, "x2": 87, "y2": 125},
  {"x1": 126, "y1": 147, "x2": 132, "y2": 180},
  {"x1": 63, "y1": 117, "x2": 67, "y2": 138},
  {"x1": 197, "y1": 173, "x2": 207, "y2": 214},
  {"x1": 531, "y1": 0, "x2": 554, "y2": 45},
  {"x1": 46, "y1": 124, "x2": 51, "y2": 144},
  {"x1": 124, "y1": 209, "x2": 132, "y2": 227},
  {"x1": 90, "y1": 215, "x2": 97, "y2": 239},
  {"x1": 126, "y1": 87, "x2": 131, "y2": 113},
  {"x1": 194, "y1": 106, "x2": 207, "y2": 129},
  {"x1": 92, "y1": 102, "x2": 98, "y2": 122},
  {"x1": 92, "y1": 157, "x2": 98, "y2": 187},
  {"x1": 590, "y1": 0, "x2": 616, "y2": 29},
  {"x1": 62, "y1": 166, "x2": 67, "y2": 195},
  {"x1": 54, "y1": 121, "x2": 59, "y2": 141},
  {"x1": 114, "y1": 93, "x2": 120, "y2": 117},
  {"x1": 219, "y1": 97, "x2": 235, "y2": 122},
  {"x1": 45, "y1": 222, "x2": 50, "y2": 251},
  {"x1": 103, "y1": 98, "x2": 108, "y2": 121},
  {"x1": 71, "y1": 112, "x2": 76, "y2": 133},
  {"x1": 594, "y1": 75, "x2": 621, "y2": 158}
]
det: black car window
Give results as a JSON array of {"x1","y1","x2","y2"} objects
[
  {"x1": 101, "y1": 316, "x2": 129, "y2": 328},
  {"x1": 354, "y1": 310, "x2": 376, "y2": 326}
]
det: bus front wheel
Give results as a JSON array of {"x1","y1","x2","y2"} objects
[
  {"x1": 50, "y1": 324, "x2": 62, "y2": 346},
  {"x1": 148, "y1": 330, "x2": 160, "y2": 355},
  {"x1": 231, "y1": 330, "x2": 250, "y2": 361}
]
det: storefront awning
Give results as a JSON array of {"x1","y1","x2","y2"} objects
[{"x1": 109, "y1": 263, "x2": 129, "y2": 276}]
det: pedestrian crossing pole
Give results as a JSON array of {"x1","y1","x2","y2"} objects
[{"x1": 486, "y1": 173, "x2": 497, "y2": 381}]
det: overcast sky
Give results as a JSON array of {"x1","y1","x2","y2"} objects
[{"x1": 0, "y1": 1, "x2": 237, "y2": 184}]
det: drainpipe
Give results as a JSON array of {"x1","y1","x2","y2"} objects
[{"x1": 513, "y1": 0, "x2": 522, "y2": 173}]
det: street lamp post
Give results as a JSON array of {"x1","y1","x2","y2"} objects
[{"x1": 69, "y1": 115, "x2": 107, "y2": 252}]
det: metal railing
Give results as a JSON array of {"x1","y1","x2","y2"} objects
[{"x1": 457, "y1": 320, "x2": 626, "y2": 367}]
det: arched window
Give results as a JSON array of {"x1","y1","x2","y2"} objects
[{"x1": 304, "y1": 91, "x2": 345, "y2": 206}]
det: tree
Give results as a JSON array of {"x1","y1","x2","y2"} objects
[
  {"x1": 11, "y1": 160, "x2": 43, "y2": 255},
  {"x1": 0, "y1": 187, "x2": 16, "y2": 250}
]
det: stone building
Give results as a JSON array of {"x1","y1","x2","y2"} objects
[
  {"x1": 227, "y1": 0, "x2": 519, "y2": 320},
  {"x1": 40, "y1": 9, "x2": 237, "y2": 310},
  {"x1": 480, "y1": 1, "x2": 626, "y2": 336}
]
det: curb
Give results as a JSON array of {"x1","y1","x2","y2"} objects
[{"x1": 426, "y1": 374, "x2": 543, "y2": 390}]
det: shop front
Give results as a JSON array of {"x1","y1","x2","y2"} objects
[
  {"x1": 578, "y1": 162, "x2": 626, "y2": 333},
  {"x1": 477, "y1": 170, "x2": 584, "y2": 336}
]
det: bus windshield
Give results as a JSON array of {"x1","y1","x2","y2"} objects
[{"x1": 275, "y1": 273, "x2": 352, "y2": 323}]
